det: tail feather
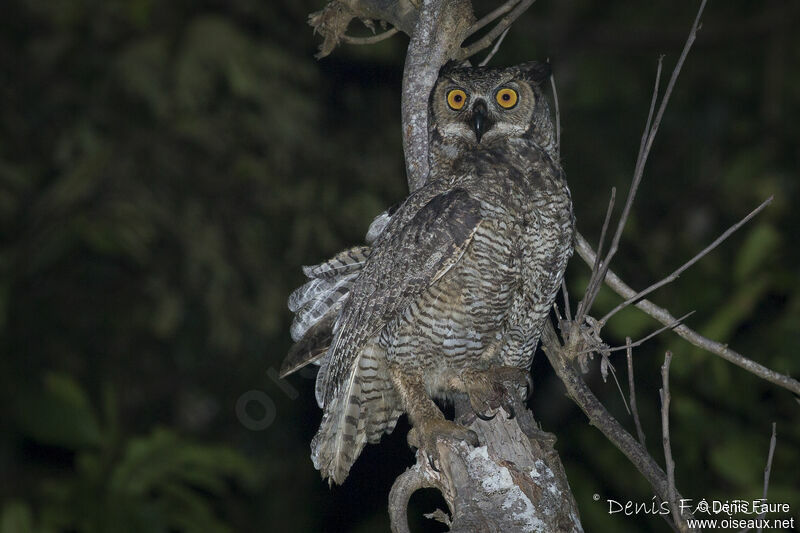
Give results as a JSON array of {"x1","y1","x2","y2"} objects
[
  {"x1": 310, "y1": 344, "x2": 399, "y2": 484},
  {"x1": 301, "y1": 246, "x2": 370, "y2": 280},
  {"x1": 280, "y1": 313, "x2": 336, "y2": 378}
]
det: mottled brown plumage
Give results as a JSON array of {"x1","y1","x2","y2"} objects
[{"x1": 283, "y1": 61, "x2": 574, "y2": 484}]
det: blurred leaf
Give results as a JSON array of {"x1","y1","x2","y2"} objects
[
  {"x1": 700, "y1": 276, "x2": 770, "y2": 342},
  {"x1": 710, "y1": 438, "x2": 764, "y2": 488},
  {"x1": 1, "y1": 501, "x2": 34, "y2": 533},
  {"x1": 14, "y1": 373, "x2": 102, "y2": 449},
  {"x1": 733, "y1": 223, "x2": 780, "y2": 283}
]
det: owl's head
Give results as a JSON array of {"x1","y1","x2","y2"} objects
[{"x1": 429, "y1": 61, "x2": 554, "y2": 156}]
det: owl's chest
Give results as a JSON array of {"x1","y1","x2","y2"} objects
[{"x1": 380, "y1": 217, "x2": 522, "y2": 365}]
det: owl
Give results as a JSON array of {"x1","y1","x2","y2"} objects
[{"x1": 282, "y1": 61, "x2": 574, "y2": 485}]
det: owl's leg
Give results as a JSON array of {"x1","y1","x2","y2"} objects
[
  {"x1": 388, "y1": 364, "x2": 479, "y2": 471},
  {"x1": 455, "y1": 366, "x2": 533, "y2": 422}
]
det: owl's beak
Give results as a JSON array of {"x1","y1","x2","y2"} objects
[{"x1": 471, "y1": 100, "x2": 489, "y2": 143}]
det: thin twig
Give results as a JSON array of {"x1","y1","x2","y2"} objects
[
  {"x1": 549, "y1": 62, "x2": 561, "y2": 156},
  {"x1": 612, "y1": 0, "x2": 706, "y2": 263},
  {"x1": 575, "y1": 187, "x2": 616, "y2": 325},
  {"x1": 342, "y1": 27, "x2": 399, "y2": 45},
  {"x1": 457, "y1": 0, "x2": 536, "y2": 60},
  {"x1": 468, "y1": 0, "x2": 520, "y2": 35},
  {"x1": 478, "y1": 27, "x2": 510, "y2": 66},
  {"x1": 757, "y1": 423, "x2": 778, "y2": 533},
  {"x1": 601, "y1": 196, "x2": 774, "y2": 325},
  {"x1": 740, "y1": 423, "x2": 778, "y2": 533},
  {"x1": 580, "y1": 57, "x2": 662, "y2": 319},
  {"x1": 635, "y1": 55, "x2": 664, "y2": 174},
  {"x1": 580, "y1": 0, "x2": 706, "y2": 322},
  {"x1": 660, "y1": 351, "x2": 686, "y2": 532},
  {"x1": 626, "y1": 338, "x2": 647, "y2": 448},
  {"x1": 574, "y1": 232, "x2": 800, "y2": 396},
  {"x1": 628, "y1": 340, "x2": 681, "y2": 533},
  {"x1": 540, "y1": 322, "x2": 697, "y2": 530},
  {"x1": 575, "y1": 311, "x2": 695, "y2": 355},
  {"x1": 561, "y1": 279, "x2": 572, "y2": 322}
]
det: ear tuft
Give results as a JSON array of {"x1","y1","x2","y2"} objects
[{"x1": 518, "y1": 61, "x2": 552, "y2": 85}]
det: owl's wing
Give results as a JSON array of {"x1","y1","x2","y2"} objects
[
  {"x1": 310, "y1": 187, "x2": 482, "y2": 483},
  {"x1": 321, "y1": 187, "x2": 482, "y2": 406}
]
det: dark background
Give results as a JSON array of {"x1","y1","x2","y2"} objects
[{"x1": 1, "y1": 1, "x2": 798, "y2": 532}]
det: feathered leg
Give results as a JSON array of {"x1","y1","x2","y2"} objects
[{"x1": 387, "y1": 364, "x2": 479, "y2": 471}]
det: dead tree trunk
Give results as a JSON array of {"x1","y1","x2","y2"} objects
[{"x1": 388, "y1": 406, "x2": 582, "y2": 533}]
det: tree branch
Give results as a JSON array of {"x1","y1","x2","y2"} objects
[
  {"x1": 599, "y1": 196, "x2": 774, "y2": 326},
  {"x1": 540, "y1": 321, "x2": 698, "y2": 531},
  {"x1": 341, "y1": 27, "x2": 399, "y2": 44},
  {"x1": 457, "y1": 0, "x2": 537, "y2": 60},
  {"x1": 659, "y1": 351, "x2": 687, "y2": 532},
  {"x1": 626, "y1": 338, "x2": 647, "y2": 448},
  {"x1": 574, "y1": 232, "x2": 800, "y2": 396},
  {"x1": 478, "y1": 27, "x2": 510, "y2": 67},
  {"x1": 402, "y1": 0, "x2": 475, "y2": 191},
  {"x1": 389, "y1": 407, "x2": 584, "y2": 532},
  {"x1": 468, "y1": 0, "x2": 520, "y2": 36}
]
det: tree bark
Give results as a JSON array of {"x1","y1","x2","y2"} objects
[{"x1": 389, "y1": 406, "x2": 583, "y2": 533}]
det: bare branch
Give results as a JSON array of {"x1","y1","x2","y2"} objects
[
  {"x1": 626, "y1": 338, "x2": 647, "y2": 448},
  {"x1": 740, "y1": 423, "x2": 779, "y2": 533},
  {"x1": 600, "y1": 196, "x2": 773, "y2": 325},
  {"x1": 342, "y1": 27, "x2": 399, "y2": 44},
  {"x1": 388, "y1": 463, "x2": 440, "y2": 533},
  {"x1": 469, "y1": 0, "x2": 520, "y2": 35},
  {"x1": 576, "y1": 311, "x2": 695, "y2": 356},
  {"x1": 575, "y1": 232, "x2": 800, "y2": 396},
  {"x1": 615, "y1": 0, "x2": 706, "y2": 249},
  {"x1": 578, "y1": 56, "x2": 662, "y2": 324},
  {"x1": 575, "y1": 187, "x2": 616, "y2": 325},
  {"x1": 540, "y1": 322, "x2": 698, "y2": 531},
  {"x1": 660, "y1": 351, "x2": 686, "y2": 532},
  {"x1": 457, "y1": 0, "x2": 537, "y2": 60},
  {"x1": 561, "y1": 279, "x2": 572, "y2": 322},
  {"x1": 757, "y1": 423, "x2": 778, "y2": 533},
  {"x1": 478, "y1": 27, "x2": 510, "y2": 66},
  {"x1": 402, "y1": 0, "x2": 475, "y2": 191},
  {"x1": 549, "y1": 62, "x2": 561, "y2": 157},
  {"x1": 629, "y1": 341, "x2": 681, "y2": 533},
  {"x1": 579, "y1": 0, "x2": 705, "y2": 322},
  {"x1": 762, "y1": 423, "x2": 778, "y2": 506}
]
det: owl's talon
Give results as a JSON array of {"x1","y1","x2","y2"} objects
[
  {"x1": 428, "y1": 453, "x2": 439, "y2": 472},
  {"x1": 410, "y1": 419, "x2": 479, "y2": 473},
  {"x1": 463, "y1": 366, "x2": 531, "y2": 422},
  {"x1": 476, "y1": 409, "x2": 496, "y2": 421},
  {"x1": 525, "y1": 373, "x2": 534, "y2": 401}
]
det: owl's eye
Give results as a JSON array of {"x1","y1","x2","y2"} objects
[
  {"x1": 446, "y1": 89, "x2": 467, "y2": 110},
  {"x1": 495, "y1": 88, "x2": 518, "y2": 109}
]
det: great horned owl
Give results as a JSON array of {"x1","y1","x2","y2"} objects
[{"x1": 282, "y1": 61, "x2": 574, "y2": 484}]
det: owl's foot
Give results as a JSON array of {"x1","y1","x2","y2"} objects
[
  {"x1": 407, "y1": 419, "x2": 479, "y2": 472},
  {"x1": 460, "y1": 366, "x2": 532, "y2": 423}
]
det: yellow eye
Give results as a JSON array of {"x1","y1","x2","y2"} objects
[
  {"x1": 496, "y1": 88, "x2": 518, "y2": 108},
  {"x1": 447, "y1": 89, "x2": 467, "y2": 110}
]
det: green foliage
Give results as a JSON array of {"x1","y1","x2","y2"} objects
[
  {"x1": 4, "y1": 374, "x2": 256, "y2": 533},
  {"x1": 13, "y1": 373, "x2": 103, "y2": 450}
]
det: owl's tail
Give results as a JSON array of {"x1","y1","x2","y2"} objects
[
  {"x1": 285, "y1": 209, "x2": 398, "y2": 484},
  {"x1": 311, "y1": 344, "x2": 401, "y2": 485},
  {"x1": 281, "y1": 246, "x2": 371, "y2": 379}
]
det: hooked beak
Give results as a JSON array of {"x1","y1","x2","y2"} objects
[{"x1": 471, "y1": 100, "x2": 489, "y2": 143}]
